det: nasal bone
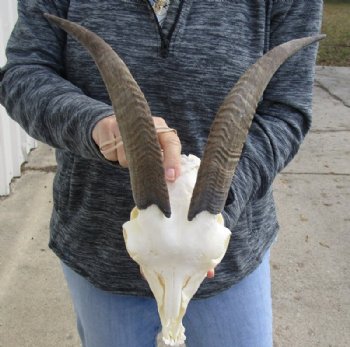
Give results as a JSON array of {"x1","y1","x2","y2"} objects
[{"x1": 164, "y1": 270, "x2": 184, "y2": 320}]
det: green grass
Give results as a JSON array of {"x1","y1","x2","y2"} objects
[{"x1": 317, "y1": 1, "x2": 350, "y2": 66}]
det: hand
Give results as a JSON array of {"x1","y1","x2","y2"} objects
[{"x1": 92, "y1": 115, "x2": 182, "y2": 181}]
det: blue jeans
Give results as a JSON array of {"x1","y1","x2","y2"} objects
[{"x1": 61, "y1": 251, "x2": 272, "y2": 347}]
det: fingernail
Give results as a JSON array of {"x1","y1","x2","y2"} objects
[{"x1": 166, "y1": 168, "x2": 175, "y2": 181}]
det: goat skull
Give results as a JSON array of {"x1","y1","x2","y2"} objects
[
  {"x1": 44, "y1": 13, "x2": 324, "y2": 346},
  {"x1": 123, "y1": 155, "x2": 231, "y2": 345}
]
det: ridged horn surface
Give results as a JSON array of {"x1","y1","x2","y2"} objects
[
  {"x1": 44, "y1": 13, "x2": 171, "y2": 217},
  {"x1": 188, "y1": 35, "x2": 325, "y2": 221}
]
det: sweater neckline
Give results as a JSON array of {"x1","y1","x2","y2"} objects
[{"x1": 145, "y1": 0, "x2": 189, "y2": 58}]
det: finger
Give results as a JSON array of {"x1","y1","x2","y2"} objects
[
  {"x1": 117, "y1": 143, "x2": 128, "y2": 168},
  {"x1": 100, "y1": 144, "x2": 118, "y2": 161},
  {"x1": 99, "y1": 139, "x2": 119, "y2": 162},
  {"x1": 161, "y1": 133, "x2": 181, "y2": 181},
  {"x1": 94, "y1": 115, "x2": 120, "y2": 162},
  {"x1": 158, "y1": 132, "x2": 182, "y2": 181},
  {"x1": 207, "y1": 269, "x2": 215, "y2": 279},
  {"x1": 152, "y1": 117, "x2": 181, "y2": 181}
]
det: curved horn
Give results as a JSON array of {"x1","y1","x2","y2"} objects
[
  {"x1": 44, "y1": 14, "x2": 171, "y2": 217},
  {"x1": 188, "y1": 35, "x2": 326, "y2": 221}
]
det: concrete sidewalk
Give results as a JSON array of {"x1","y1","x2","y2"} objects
[{"x1": 0, "y1": 67, "x2": 349, "y2": 347}]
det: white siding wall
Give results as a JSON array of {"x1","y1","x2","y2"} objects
[{"x1": 0, "y1": 1, "x2": 37, "y2": 196}]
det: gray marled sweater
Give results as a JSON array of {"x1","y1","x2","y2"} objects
[{"x1": 0, "y1": 0, "x2": 322, "y2": 298}]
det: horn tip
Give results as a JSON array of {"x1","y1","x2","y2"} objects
[
  {"x1": 313, "y1": 34, "x2": 327, "y2": 42},
  {"x1": 43, "y1": 13, "x2": 61, "y2": 25},
  {"x1": 43, "y1": 13, "x2": 54, "y2": 20}
]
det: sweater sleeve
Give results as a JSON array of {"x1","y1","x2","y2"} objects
[
  {"x1": 0, "y1": 0, "x2": 114, "y2": 160},
  {"x1": 223, "y1": 0, "x2": 323, "y2": 229}
]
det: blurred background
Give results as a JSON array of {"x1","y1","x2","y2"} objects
[{"x1": 317, "y1": 0, "x2": 350, "y2": 66}]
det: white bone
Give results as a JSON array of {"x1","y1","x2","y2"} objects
[{"x1": 123, "y1": 154, "x2": 231, "y2": 346}]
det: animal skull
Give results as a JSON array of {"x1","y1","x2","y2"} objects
[
  {"x1": 123, "y1": 155, "x2": 231, "y2": 345},
  {"x1": 44, "y1": 13, "x2": 324, "y2": 346}
]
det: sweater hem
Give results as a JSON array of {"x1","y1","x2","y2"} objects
[{"x1": 49, "y1": 221, "x2": 278, "y2": 299}]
